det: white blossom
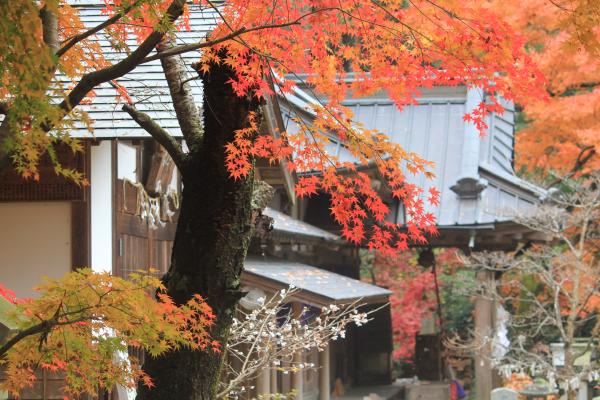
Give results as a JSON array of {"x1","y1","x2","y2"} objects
[{"x1": 219, "y1": 286, "x2": 374, "y2": 399}]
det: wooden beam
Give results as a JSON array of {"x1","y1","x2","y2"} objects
[
  {"x1": 111, "y1": 140, "x2": 118, "y2": 276},
  {"x1": 270, "y1": 360, "x2": 278, "y2": 393},
  {"x1": 256, "y1": 362, "x2": 271, "y2": 397}
]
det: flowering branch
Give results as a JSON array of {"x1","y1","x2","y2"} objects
[{"x1": 219, "y1": 286, "x2": 374, "y2": 399}]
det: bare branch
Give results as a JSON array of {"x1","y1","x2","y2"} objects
[
  {"x1": 461, "y1": 175, "x2": 600, "y2": 390},
  {"x1": 218, "y1": 286, "x2": 375, "y2": 399},
  {"x1": 122, "y1": 104, "x2": 184, "y2": 171}
]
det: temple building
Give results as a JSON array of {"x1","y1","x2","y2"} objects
[{"x1": 0, "y1": 2, "x2": 546, "y2": 400}]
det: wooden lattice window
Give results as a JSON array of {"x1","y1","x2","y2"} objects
[
  {"x1": 0, "y1": 144, "x2": 86, "y2": 202},
  {"x1": 0, "y1": 369, "x2": 68, "y2": 400}
]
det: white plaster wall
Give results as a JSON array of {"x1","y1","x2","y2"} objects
[
  {"x1": 0, "y1": 202, "x2": 71, "y2": 298},
  {"x1": 117, "y1": 141, "x2": 137, "y2": 182},
  {"x1": 91, "y1": 141, "x2": 113, "y2": 273}
]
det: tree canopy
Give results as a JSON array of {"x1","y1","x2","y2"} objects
[
  {"x1": 0, "y1": 0, "x2": 550, "y2": 397},
  {"x1": 0, "y1": 0, "x2": 544, "y2": 253},
  {"x1": 493, "y1": 0, "x2": 600, "y2": 179}
]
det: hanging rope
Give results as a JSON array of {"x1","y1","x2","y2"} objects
[{"x1": 122, "y1": 178, "x2": 179, "y2": 229}]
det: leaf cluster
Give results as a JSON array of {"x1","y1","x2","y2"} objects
[{"x1": 0, "y1": 269, "x2": 217, "y2": 398}]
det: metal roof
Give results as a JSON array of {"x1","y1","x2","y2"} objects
[
  {"x1": 243, "y1": 255, "x2": 391, "y2": 305},
  {"x1": 279, "y1": 85, "x2": 547, "y2": 235},
  {"x1": 264, "y1": 207, "x2": 340, "y2": 242}
]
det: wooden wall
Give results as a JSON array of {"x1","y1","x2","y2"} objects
[
  {"x1": 114, "y1": 179, "x2": 178, "y2": 278},
  {"x1": 0, "y1": 370, "x2": 71, "y2": 400}
]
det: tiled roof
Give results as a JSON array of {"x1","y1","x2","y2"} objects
[
  {"x1": 243, "y1": 255, "x2": 391, "y2": 304},
  {"x1": 64, "y1": 3, "x2": 218, "y2": 138}
]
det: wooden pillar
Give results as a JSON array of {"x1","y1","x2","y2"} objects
[
  {"x1": 256, "y1": 364, "x2": 271, "y2": 397},
  {"x1": 474, "y1": 270, "x2": 495, "y2": 400},
  {"x1": 417, "y1": 248, "x2": 443, "y2": 381},
  {"x1": 270, "y1": 365, "x2": 278, "y2": 394},
  {"x1": 319, "y1": 345, "x2": 330, "y2": 400},
  {"x1": 292, "y1": 302, "x2": 304, "y2": 398}
]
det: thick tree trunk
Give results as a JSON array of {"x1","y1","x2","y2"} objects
[{"x1": 136, "y1": 62, "x2": 260, "y2": 400}]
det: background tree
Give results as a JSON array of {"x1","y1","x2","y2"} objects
[
  {"x1": 490, "y1": 0, "x2": 600, "y2": 182},
  {"x1": 360, "y1": 249, "x2": 473, "y2": 367},
  {"x1": 360, "y1": 250, "x2": 437, "y2": 361},
  {"x1": 458, "y1": 176, "x2": 600, "y2": 400},
  {"x1": 0, "y1": 0, "x2": 544, "y2": 398}
]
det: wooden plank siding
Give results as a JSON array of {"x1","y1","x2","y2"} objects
[
  {"x1": 114, "y1": 178, "x2": 177, "y2": 279},
  {"x1": 0, "y1": 144, "x2": 86, "y2": 203}
]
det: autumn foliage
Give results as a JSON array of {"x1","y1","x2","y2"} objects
[
  {"x1": 363, "y1": 251, "x2": 437, "y2": 360},
  {"x1": 0, "y1": 0, "x2": 546, "y2": 255},
  {"x1": 0, "y1": 269, "x2": 217, "y2": 398},
  {"x1": 0, "y1": 0, "x2": 554, "y2": 395},
  {"x1": 491, "y1": 0, "x2": 600, "y2": 178},
  {"x1": 210, "y1": 0, "x2": 544, "y2": 253}
]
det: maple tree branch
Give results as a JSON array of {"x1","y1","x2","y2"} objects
[
  {"x1": 198, "y1": 6, "x2": 384, "y2": 175},
  {"x1": 57, "y1": 0, "x2": 143, "y2": 58},
  {"x1": 122, "y1": 104, "x2": 185, "y2": 171},
  {"x1": 142, "y1": 23, "x2": 298, "y2": 64},
  {"x1": 546, "y1": 145, "x2": 596, "y2": 188},
  {"x1": 142, "y1": 27, "x2": 247, "y2": 63},
  {"x1": 140, "y1": 6, "x2": 343, "y2": 64},
  {"x1": 55, "y1": 0, "x2": 186, "y2": 120},
  {"x1": 0, "y1": 316, "x2": 88, "y2": 359},
  {"x1": 368, "y1": 0, "x2": 468, "y2": 66}
]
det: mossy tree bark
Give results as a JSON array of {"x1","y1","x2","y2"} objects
[{"x1": 134, "y1": 59, "x2": 262, "y2": 400}]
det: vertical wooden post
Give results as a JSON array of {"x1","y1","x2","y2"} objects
[
  {"x1": 292, "y1": 302, "x2": 304, "y2": 398},
  {"x1": 474, "y1": 269, "x2": 495, "y2": 400},
  {"x1": 256, "y1": 364, "x2": 271, "y2": 397},
  {"x1": 270, "y1": 365, "x2": 278, "y2": 394},
  {"x1": 319, "y1": 345, "x2": 330, "y2": 400},
  {"x1": 417, "y1": 248, "x2": 443, "y2": 381}
]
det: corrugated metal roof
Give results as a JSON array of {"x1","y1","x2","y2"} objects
[
  {"x1": 264, "y1": 207, "x2": 340, "y2": 242},
  {"x1": 243, "y1": 256, "x2": 391, "y2": 304}
]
